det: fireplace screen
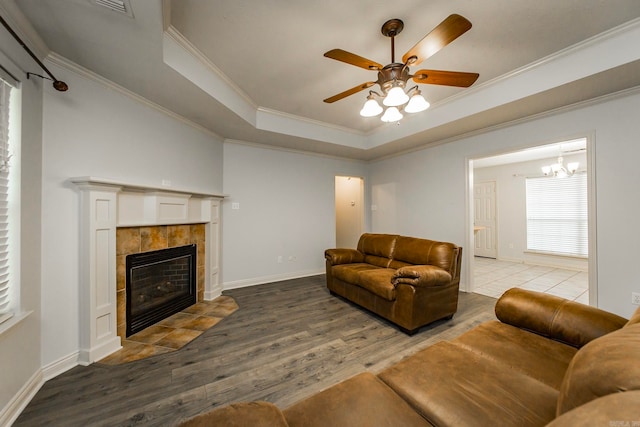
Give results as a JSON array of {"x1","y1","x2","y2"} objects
[{"x1": 126, "y1": 244, "x2": 197, "y2": 336}]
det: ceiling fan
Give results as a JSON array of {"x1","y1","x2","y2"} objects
[{"x1": 323, "y1": 14, "x2": 479, "y2": 121}]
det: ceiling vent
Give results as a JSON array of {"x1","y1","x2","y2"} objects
[{"x1": 92, "y1": 0, "x2": 134, "y2": 17}]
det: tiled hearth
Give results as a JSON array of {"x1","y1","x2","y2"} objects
[
  {"x1": 99, "y1": 295, "x2": 238, "y2": 365},
  {"x1": 116, "y1": 224, "x2": 206, "y2": 340}
]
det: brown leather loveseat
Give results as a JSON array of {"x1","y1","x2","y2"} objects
[
  {"x1": 179, "y1": 288, "x2": 640, "y2": 426},
  {"x1": 324, "y1": 233, "x2": 462, "y2": 334}
]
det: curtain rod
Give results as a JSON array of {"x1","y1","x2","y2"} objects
[{"x1": 0, "y1": 14, "x2": 68, "y2": 91}]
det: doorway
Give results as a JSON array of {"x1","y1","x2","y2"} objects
[
  {"x1": 335, "y1": 176, "x2": 364, "y2": 249},
  {"x1": 465, "y1": 136, "x2": 596, "y2": 305}
]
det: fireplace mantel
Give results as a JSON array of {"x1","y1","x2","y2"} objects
[{"x1": 71, "y1": 177, "x2": 225, "y2": 364}]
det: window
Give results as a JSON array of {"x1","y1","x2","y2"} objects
[
  {"x1": 0, "y1": 78, "x2": 13, "y2": 324},
  {"x1": 525, "y1": 173, "x2": 588, "y2": 257}
]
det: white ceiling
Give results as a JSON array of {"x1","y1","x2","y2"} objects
[{"x1": 5, "y1": 0, "x2": 640, "y2": 160}]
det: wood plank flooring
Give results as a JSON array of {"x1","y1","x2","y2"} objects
[{"x1": 14, "y1": 275, "x2": 497, "y2": 427}]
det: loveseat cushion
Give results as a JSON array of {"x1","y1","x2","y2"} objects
[
  {"x1": 495, "y1": 288, "x2": 627, "y2": 348},
  {"x1": 388, "y1": 236, "x2": 458, "y2": 274},
  {"x1": 452, "y1": 321, "x2": 576, "y2": 390},
  {"x1": 357, "y1": 233, "x2": 398, "y2": 268},
  {"x1": 556, "y1": 322, "x2": 640, "y2": 416},
  {"x1": 357, "y1": 268, "x2": 397, "y2": 301},
  {"x1": 178, "y1": 401, "x2": 289, "y2": 427},
  {"x1": 283, "y1": 372, "x2": 433, "y2": 427},
  {"x1": 379, "y1": 341, "x2": 558, "y2": 427},
  {"x1": 332, "y1": 263, "x2": 381, "y2": 284}
]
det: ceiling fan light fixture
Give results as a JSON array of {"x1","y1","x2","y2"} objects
[
  {"x1": 383, "y1": 84, "x2": 409, "y2": 107},
  {"x1": 360, "y1": 97, "x2": 383, "y2": 117},
  {"x1": 404, "y1": 91, "x2": 430, "y2": 113},
  {"x1": 381, "y1": 106, "x2": 403, "y2": 122}
]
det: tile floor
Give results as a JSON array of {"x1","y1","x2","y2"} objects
[
  {"x1": 98, "y1": 295, "x2": 239, "y2": 365},
  {"x1": 473, "y1": 257, "x2": 589, "y2": 304}
]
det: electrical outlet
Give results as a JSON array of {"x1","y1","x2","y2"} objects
[
  {"x1": 231, "y1": 202, "x2": 240, "y2": 210},
  {"x1": 632, "y1": 292, "x2": 640, "y2": 305}
]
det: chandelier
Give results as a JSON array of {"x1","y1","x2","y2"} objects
[
  {"x1": 359, "y1": 84, "x2": 430, "y2": 122},
  {"x1": 541, "y1": 155, "x2": 579, "y2": 177}
]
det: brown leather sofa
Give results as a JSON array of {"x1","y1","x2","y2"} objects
[
  {"x1": 324, "y1": 233, "x2": 462, "y2": 334},
  {"x1": 179, "y1": 288, "x2": 640, "y2": 427}
]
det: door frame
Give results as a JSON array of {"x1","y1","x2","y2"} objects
[{"x1": 464, "y1": 133, "x2": 598, "y2": 306}]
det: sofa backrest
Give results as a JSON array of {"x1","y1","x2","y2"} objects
[
  {"x1": 356, "y1": 234, "x2": 461, "y2": 281},
  {"x1": 389, "y1": 236, "x2": 461, "y2": 281},
  {"x1": 556, "y1": 306, "x2": 640, "y2": 417},
  {"x1": 357, "y1": 233, "x2": 398, "y2": 268}
]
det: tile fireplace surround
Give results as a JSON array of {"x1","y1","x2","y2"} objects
[{"x1": 71, "y1": 177, "x2": 224, "y2": 365}]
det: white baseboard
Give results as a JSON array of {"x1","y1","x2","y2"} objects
[
  {"x1": 223, "y1": 270, "x2": 324, "y2": 290},
  {"x1": 0, "y1": 369, "x2": 43, "y2": 427},
  {"x1": 43, "y1": 351, "x2": 80, "y2": 380}
]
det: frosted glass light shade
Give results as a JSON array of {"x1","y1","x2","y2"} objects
[
  {"x1": 383, "y1": 86, "x2": 409, "y2": 106},
  {"x1": 404, "y1": 93, "x2": 430, "y2": 113},
  {"x1": 360, "y1": 98, "x2": 383, "y2": 117},
  {"x1": 541, "y1": 166, "x2": 552, "y2": 176},
  {"x1": 567, "y1": 162, "x2": 579, "y2": 173},
  {"x1": 381, "y1": 106, "x2": 403, "y2": 122}
]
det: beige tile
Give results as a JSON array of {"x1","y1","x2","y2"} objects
[
  {"x1": 141, "y1": 226, "x2": 168, "y2": 252},
  {"x1": 196, "y1": 242, "x2": 205, "y2": 268},
  {"x1": 128, "y1": 325, "x2": 173, "y2": 344},
  {"x1": 181, "y1": 316, "x2": 222, "y2": 331},
  {"x1": 117, "y1": 290, "x2": 126, "y2": 328},
  {"x1": 157, "y1": 312, "x2": 199, "y2": 329},
  {"x1": 155, "y1": 329, "x2": 203, "y2": 349},
  {"x1": 168, "y1": 225, "x2": 191, "y2": 247},
  {"x1": 190, "y1": 224, "x2": 206, "y2": 244},
  {"x1": 116, "y1": 254, "x2": 126, "y2": 291},
  {"x1": 116, "y1": 227, "x2": 140, "y2": 255}
]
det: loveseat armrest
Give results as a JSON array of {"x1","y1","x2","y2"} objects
[
  {"x1": 495, "y1": 288, "x2": 628, "y2": 348},
  {"x1": 324, "y1": 248, "x2": 364, "y2": 265},
  {"x1": 391, "y1": 265, "x2": 452, "y2": 287}
]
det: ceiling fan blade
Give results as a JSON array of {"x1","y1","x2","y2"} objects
[
  {"x1": 402, "y1": 14, "x2": 472, "y2": 66},
  {"x1": 412, "y1": 70, "x2": 479, "y2": 87},
  {"x1": 324, "y1": 49, "x2": 383, "y2": 71},
  {"x1": 323, "y1": 82, "x2": 376, "y2": 103}
]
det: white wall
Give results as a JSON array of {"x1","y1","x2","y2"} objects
[
  {"x1": 40, "y1": 63, "x2": 224, "y2": 369},
  {"x1": 474, "y1": 152, "x2": 586, "y2": 268},
  {"x1": 0, "y1": 17, "x2": 44, "y2": 422},
  {"x1": 222, "y1": 142, "x2": 367, "y2": 288},
  {"x1": 370, "y1": 89, "x2": 640, "y2": 318}
]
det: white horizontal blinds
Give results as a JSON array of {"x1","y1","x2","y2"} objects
[
  {"x1": 526, "y1": 173, "x2": 588, "y2": 257},
  {"x1": 0, "y1": 79, "x2": 11, "y2": 318}
]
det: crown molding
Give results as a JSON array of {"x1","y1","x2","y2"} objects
[
  {"x1": 45, "y1": 52, "x2": 224, "y2": 142},
  {"x1": 370, "y1": 84, "x2": 640, "y2": 163},
  {"x1": 224, "y1": 138, "x2": 367, "y2": 164}
]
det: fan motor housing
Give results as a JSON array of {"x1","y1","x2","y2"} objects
[{"x1": 378, "y1": 63, "x2": 411, "y2": 92}]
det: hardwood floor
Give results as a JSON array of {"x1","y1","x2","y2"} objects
[{"x1": 15, "y1": 275, "x2": 497, "y2": 427}]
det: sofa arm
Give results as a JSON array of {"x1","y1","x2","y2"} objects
[
  {"x1": 391, "y1": 265, "x2": 452, "y2": 287},
  {"x1": 325, "y1": 248, "x2": 364, "y2": 265},
  {"x1": 495, "y1": 288, "x2": 628, "y2": 348}
]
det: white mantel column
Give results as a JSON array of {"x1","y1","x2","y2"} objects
[{"x1": 74, "y1": 182, "x2": 122, "y2": 365}]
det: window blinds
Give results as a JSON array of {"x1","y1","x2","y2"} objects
[
  {"x1": 525, "y1": 173, "x2": 588, "y2": 257},
  {"x1": 0, "y1": 79, "x2": 11, "y2": 322}
]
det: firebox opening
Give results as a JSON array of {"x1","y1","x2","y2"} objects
[{"x1": 126, "y1": 244, "x2": 197, "y2": 337}]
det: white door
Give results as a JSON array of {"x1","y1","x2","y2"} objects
[
  {"x1": 474, "y1": 181, "x2": 497, "y2": 258},
  {"x1": 335, "y1": 176, "x2": 364, "y2": 248}
]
